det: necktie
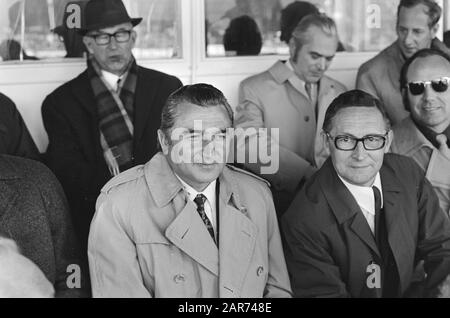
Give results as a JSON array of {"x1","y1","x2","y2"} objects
[
  {"x1": 305, "y1": 82, "x2": 318, "y2": 120},
  {"x1": 116, "y1": 78, "x2": 122, "y2": 93},
  {"x1": 193, "y1": 194, "x2": 216, "y2": 243},
  {"x1": 372, "y1": 186, "x2": 399, "y2": 297},
  {"x1": 373, "y1": 186, "x2": 382, "y2": 244}
]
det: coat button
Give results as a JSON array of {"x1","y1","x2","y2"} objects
[
  {"x1": 173, "y1": 274, "x2": 185, "y2": 284},
  {"x1": 256, "y1": 266, "x2": 264, "y2": 276},
  {"x1": 304, "y1": 116, "x2": 310, "y2": 122}
]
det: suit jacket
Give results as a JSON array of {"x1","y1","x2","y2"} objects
[
  {"x1": 234, "y1": 60, "x2": 346, "y2": 215},
  {"x1": 391, "y1": 116, "x2": 450, "y2": 215},
  {"x1": 0, "y1": 92, "x2": 40, "y2": 160},
  {"x1": 356, "y1": 39, "x2": 450, "y2": 126},
  {"x1": 41, "y1": 66, "x2": 182, "y2": 252},
  {"x1": 282, "y1": 154, "x2": 450, "y2": 298},
  {"x1": 0, "y1": 155, "x2": 88, "y2": 297},
  {"x1": 88, "y1": 152, "x2": 292, "y2": 298}
]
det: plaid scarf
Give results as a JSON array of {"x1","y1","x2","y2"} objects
[{"x1": 87, "y1": 56, "x2": 138, "y2": 176}]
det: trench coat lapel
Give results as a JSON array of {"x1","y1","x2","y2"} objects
[
  {"x1": 218, "y1": 168, "x2": 257, "y2": 297},
  {"x1": 321, "y1": 159, "x2": 381, "y2": 258},
  {"x1": 165, "y1": 201, "x2": 219, "y2": 276},
  {"x1": 146, "y1": 154, "x2": 219, "y2": 276},
  {"x1": 380, "y1": 165, "x2": 415, "y2": 293}
]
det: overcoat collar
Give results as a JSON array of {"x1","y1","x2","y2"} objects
[
  {"x1": 319, "y1": 158, "x2": 413, "y2": 292},
  {"x1": 144, "y1": 153, "x2": 257, "y2": 296}
]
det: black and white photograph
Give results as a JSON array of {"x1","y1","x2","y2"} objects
[{"x1": 0, "y1": 0, "x2": 449, "y2": 303}]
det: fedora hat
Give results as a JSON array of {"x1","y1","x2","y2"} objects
[{"x1": 77, "y1": 0, "x2": 142, "y2": 35}]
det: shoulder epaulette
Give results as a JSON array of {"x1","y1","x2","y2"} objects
[
  {"x1": 101, "y1": 165, "x2": 145, "y2": 193},
  {"x1": 226, "y1": 164, "x2": 271, "y2": 187}
]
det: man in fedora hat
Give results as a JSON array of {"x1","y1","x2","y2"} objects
[{"x1": 41, "y1": 0, "x2": 182, "y2": 258}]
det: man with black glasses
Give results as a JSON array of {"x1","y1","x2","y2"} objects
[
  {"x1": 41, "y1": 0, "x2": 182, "y2": 258},
  {"x1": 391, "y1": 48, "x2": 450, "y2": 216},
  {"x1": 282, "y1": 90, "x2": 450, "y2": 298}
]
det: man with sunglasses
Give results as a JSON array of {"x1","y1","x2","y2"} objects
[
  {"x1": 41, "y1": 0, "x2": 182, "y2": 260},
  {"x1": 356, "y1": 0, "x2": 450, "y2": 126},
  {"x1": 282, "y1": 90, "x2": 450, "y2": 297},
  {"x1": 391, "y1": 48, "x2": 450, "y2": 216}
]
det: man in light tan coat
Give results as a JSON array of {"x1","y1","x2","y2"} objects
[
  {"x1": 356, "y1": 0, "x2": 450, "y2": 126},
  {"x1": 234, "y1": 13, "x2": 346, "y2": 216},
  {"x1": 88, "y1": 84, "x2": 292, "y2": 298},
  {"x1": 391, "y1": 48, "x2": 450, "y2": 216}
]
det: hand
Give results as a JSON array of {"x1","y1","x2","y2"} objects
[{"x1": 436, "y1": 134, "x2": 450, "y2": 161}]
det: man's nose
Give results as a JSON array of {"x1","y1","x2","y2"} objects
[
  {"x1": 403, "y1": 31, "x2": 415, "y2": 46},
  {"x1": 108, "y1": 36, "x2": 119, "y2": 49},
  {"x1": 317, "y1": 58, "x2": 326, "y2": 71},
  {"x1": 351, "y1": 141, "x2": 367, "y2": 159},
  {"x1": 423, "y1": 84, "x2": 436, "y2": 100}
]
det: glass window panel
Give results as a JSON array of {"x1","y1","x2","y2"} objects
[
  {"x1": 0, "y1": 0, "x2": 182, "y2": 63},
  {"x1": 205, "y1": 0, "x2": 400, "y2": 57}
]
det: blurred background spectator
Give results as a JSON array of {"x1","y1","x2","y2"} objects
[{"x1": 224, "y1": 15, "x2": 262, "y2": 56}]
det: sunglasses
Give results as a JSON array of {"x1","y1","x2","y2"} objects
[{"x1": 406, "y1": 76, "x2": 450, "y2": 96}]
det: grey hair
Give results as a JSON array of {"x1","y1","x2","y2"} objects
[
  {"x1": 158, "y1": 84, "x2": 233, "y2": 148},
  {"x1": 291, "y1": 13, "x2": 338, "y2": 63}
]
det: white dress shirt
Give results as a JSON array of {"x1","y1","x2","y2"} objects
[
  {"x1": 286, "y1": 59, "x2": 318, "y2": 103},
  {"x1": 338, "y1": 173, "x2": 383, "y2": 234},
  {"x1": 101, "y1": 70, "x2": 123, "y2": 92},
  {"x1": 175, "y1": 175, "x2": 217, "y2": 236}
]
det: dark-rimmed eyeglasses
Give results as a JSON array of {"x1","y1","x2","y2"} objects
[
  {"x1": 326, "y1": 132, "x2": 389, "y2": 151},
  {"x1": 406, "y1": 76, "x2": 450, "y2": 96},
  {"x1": 87, "y1": 30, "x2": 132, "y2": 45}
]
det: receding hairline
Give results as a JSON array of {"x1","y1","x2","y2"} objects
[
  {"x1": 407, "y1": 54, "x2": 450, "y2": 79},
  {"x1": 327, "y1": 106, "x2": 388, "y2": 130}
]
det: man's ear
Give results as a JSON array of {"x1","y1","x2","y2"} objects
[
  {"x1": 431, "y1": 23, "x2": 439, "y2": 38},
  {"x1": 157, "y1": 129, "x2": 170, "y2": 155},
  {"x1": 321, "y1": 130, "x2": 331, "y2": 153},
  {"x1": 130, "y1": 30, "x2": 137, "y2": 47},
  {"x1": 82, "y1": 36, "x2": 94, "y2": 54},
  {"x1": 288, "y1": 37, "x2": 296, "y2": 60},
  {"x1": 385, "y1": 129, "x2": 394, "y2": 153}
]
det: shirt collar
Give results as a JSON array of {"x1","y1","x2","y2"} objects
[
  {"x1": 286, "y1": 60, "x2": 306, "y2": 84},
  {"x1": 338, "y1": 172, "x2": 383, "y2": 215},
  {"x1": 175, "y1": 174, "x2": 217, "y2": 205},
  {"x1": 101, "y1": 70, "x2": 122, "y2": 90},
  {"x1": 412, "y1": 117, "x2": 450, "y2": 149}
]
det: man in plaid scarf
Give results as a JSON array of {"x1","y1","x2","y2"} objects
[{"x1": 41, "y1": 0, "x2": 182, "y2": 261}]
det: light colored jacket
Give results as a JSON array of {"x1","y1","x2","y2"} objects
[
  {"x1": 88, "y1": 153, "x2": 292, "y2": 298},
  {"x1": 356, "y1": 39, "x2": 450, "y2": 126},
  {"x1": 234, "y1": 60, "x2": 346, "y2": 194},
  {"x1": 391, "y1": 117, "x2": 450, "y2": 215}
]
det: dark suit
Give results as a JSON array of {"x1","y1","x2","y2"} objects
[
  {"x1": 41, "y1": 67, "x2": 182, "y2": 252},
  {"x1": 0, "y1": 92, "x2": 40, "y2": 160},
  {"x1": 282, "y1": 154, "x2": 450, "y2": 298},
  {"x1": 0, "y1": 155, "x2": 87, "y2": 297}
]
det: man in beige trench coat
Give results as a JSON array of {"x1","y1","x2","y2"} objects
[{"x1": 88, "y1": 84, "x2": 292, "y2": 298}]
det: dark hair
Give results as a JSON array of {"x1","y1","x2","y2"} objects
[
  {"x1": 291, "y1": 13, "x2": 338, "y2": 63},
  {"x1": 323, "y1": 90, "x2": 391, "y2": 133},
  {"x1": 400, "y1": 48, "x2": 450, "y2": 111},
  {"x1": 223, "y1": 15, "x2": 262, "y2": 56},
  {"x1": 160, "y1": 84, "x2": 233, "y2": 138},
  {"x1": 397, "y1": 0, "x2": 441, "y2": 28},
  {"x1": 280, "y1": 1, "x2": 319, "y2": 44}
]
